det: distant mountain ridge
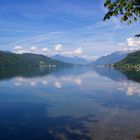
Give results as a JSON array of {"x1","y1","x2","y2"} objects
[
  {"x1": 51, "y1": 54, "x2": 91, "y2": 65},
  {"x1": 91, "y1": 51, "x2": 128, "y2": 66},
  {"x1": 0, "y1": 51, "x2": 71, "y2": 67}
]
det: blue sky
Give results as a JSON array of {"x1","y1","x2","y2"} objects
[{"x1": 0, "y1": 0, "x2": 140, "y2": 59}]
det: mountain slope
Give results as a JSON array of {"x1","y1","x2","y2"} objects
[
  {"x1": 114, "y1": 51, "x2": 140, "y2": 71},
  {"x1": 51, "y1": 54, "x2": 91, "y2": 65},
  {"x1": 0, "y1": 51, "x2": 71, "y2": 67},
  {"x1": 91, "y1": 51, "x2": 128, "y2": 66},
  {"x1": 115, "y1": 51, "x2": 140, "y2": 65}
]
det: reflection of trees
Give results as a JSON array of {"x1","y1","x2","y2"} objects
[
  {"x1": 121, "y1": 71, "x2": 140, "y2": 83},
  {"x1": 93, "y1": 67, "x2": 140, "y2": 86},
  {"x1": 91, "y1": 67, "x2": 140, "y2": 96},
  {"x1": 0, "y1": 66, "x2": 58, "y2": 80},
  {"x1": 93, "y1": 67, "x2": 127, "y2": 82},
  {"x1": 0, "y1": 66, "x2": 88, "y2": 81}
]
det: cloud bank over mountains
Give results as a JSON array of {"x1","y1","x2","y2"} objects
[
  {"x1": 12, "y1": 44, "x2": 84, "y2": 58},
  {"x1": 117, "y1": 37, "x2": 140, "y2": 52}
]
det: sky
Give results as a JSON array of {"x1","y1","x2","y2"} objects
[{"x1": 0, "y1": 0, "x2": 140, "y2": 59}]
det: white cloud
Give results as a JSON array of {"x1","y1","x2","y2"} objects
[
  {"x1": 12, "y1": 44, "x2": 87, "y2": 58},
  {"x1": 61, "y1": 48, "x2": 83, "y2": 57},
  {"x1": 13, "y1": 45, "x2": 23, "y2": 50},
  {"x1": 30, "y1": 46, "x2": 37, "y2": 51},
  {"x1": 19, "y1": 50, "x2": 27, "y2": 54},
  {"x1": 13, "y1": 45, "x2": 28, "y2": 54},
  {"x1": 117, "y1": 37, "x2": 140, "y2": 52},
  {"x1": 73, "y1": 48, "x2": 83, "y2": 55},
  {"x1": 42, "y1": 47, "x2": 49, "y2": 52},
  {"x1": 127, "y1": 37, "x2": 140, "y2": 47},
  {"x1": 54, "y1": 44, "x2": 63, "y2": 51},
  {"x1": 14, "y1": 49, "x2": 27, "y2": 54},
  {"x1": 13, "y1": 45, "x2": 39, "y2": 54}
]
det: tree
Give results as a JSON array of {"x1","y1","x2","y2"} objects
[{"x1": 103, "y1": 0, "x2": 140, "y2": 37}]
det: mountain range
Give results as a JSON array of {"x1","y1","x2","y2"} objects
[
  {"x1": 1, "y1": 50, "x2": 140, "y2": 69},
  {"x1": 91, "y1": 51, "x2": 128, "y2": 66},
  {"x1": 51, "y1": 54, "x2": 91, "y2": 65}
]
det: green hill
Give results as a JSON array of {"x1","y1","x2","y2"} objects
[
  {"x1": 114, "y1": 51, "x2": 140, "y2": 70},
  {"x1": 0, "y1": 51, "x2": 72, "y2": 68}
]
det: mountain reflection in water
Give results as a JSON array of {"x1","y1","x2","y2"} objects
[{"x1": 0, "y1": 66, "x2": 140, "y2": 140}]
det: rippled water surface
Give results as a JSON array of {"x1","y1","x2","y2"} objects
[{"x1": 0, "y1": 67, "x2": 140, "y2": 140}]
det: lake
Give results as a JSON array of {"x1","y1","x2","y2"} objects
[{"x1": 0, "y1": 66, "x2": 140, "y2": 140}]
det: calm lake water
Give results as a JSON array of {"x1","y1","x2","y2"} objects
[{"x1": 0, "y1": 66, "x2": 140, "y2": 140}]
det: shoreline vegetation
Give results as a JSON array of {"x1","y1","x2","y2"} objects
[{"x1": 114, "y1": 64, "x2": 140, "y2": 71}]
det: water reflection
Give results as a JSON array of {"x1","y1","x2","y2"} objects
[
  {"x1": 121, "y1": 70, "x2": 140, "y2": 83},
  {"x1": 0, "y1": 66, "x2": 58, "y2": 80},
  {"x1": 0, "y1": 66, "x2": 140, "y2": 140},
  {"x1": 12, "y1": 72, "x2": 83, "y2": 89}
]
